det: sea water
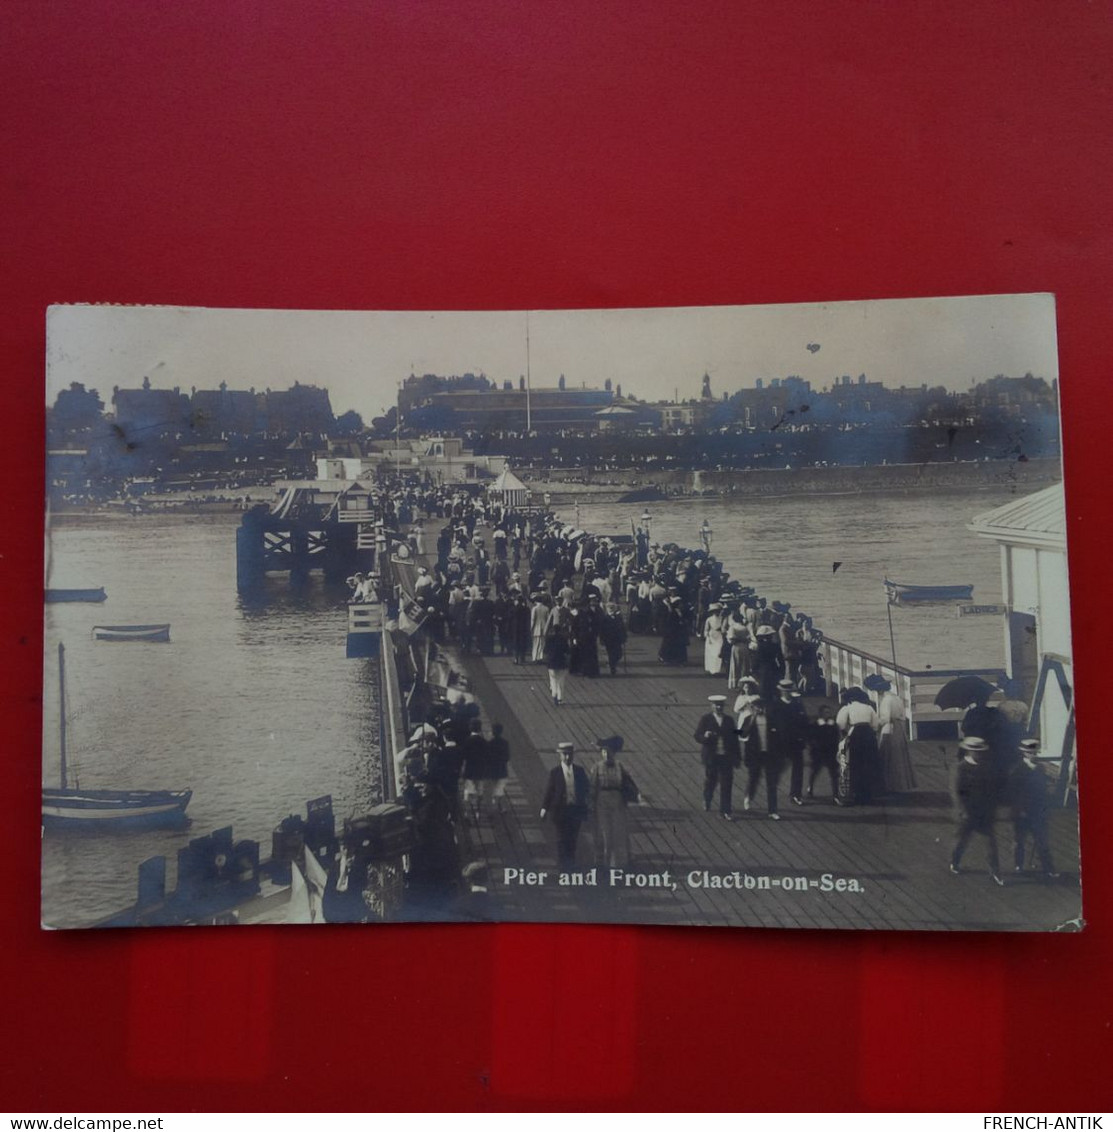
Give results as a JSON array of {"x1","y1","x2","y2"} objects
[{"x1": 41, "y1": 481, "x2": 1024, "y2": 926}]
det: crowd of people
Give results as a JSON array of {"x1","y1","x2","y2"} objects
[{"x1": 346, "y1": 475, "x2": 1059, "y2": 891}]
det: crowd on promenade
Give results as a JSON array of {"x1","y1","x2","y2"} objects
[{"x1": 350, "y1": 477, "x2": 1059, "y2": 892}]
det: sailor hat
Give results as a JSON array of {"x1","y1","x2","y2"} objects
[
  {"x1": 708, "y1": 694, "x2": 727, "y2": 704},
  {"x1": 557, "y1": 741, "x2": 574, "y2": 751},
  {"x1": 1019, "y1": 739, "x2": 1040, "y2": 753},
  {"x1": 959, "y1": 736, "x2": 989, "y2": 752}
]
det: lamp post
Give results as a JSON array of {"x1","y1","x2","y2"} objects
[{"x1": 641, "y1": 508, "x2": 652, "y2": 539}]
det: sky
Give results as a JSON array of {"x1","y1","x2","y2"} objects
[{"x1": 45, "y1": 294, "x2": 1059, "y2": 422}]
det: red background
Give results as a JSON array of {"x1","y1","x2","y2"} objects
[{"x1": 3, "y1": 1, "x2": 1111, "y2": 1111}]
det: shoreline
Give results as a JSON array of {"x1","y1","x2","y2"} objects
[
  {"x1": 529, "y1": 456, "x2": 1060, "y2": 503},
  {"x1": 48, "y1": 457, "x2": 1060, "y2": 520}
]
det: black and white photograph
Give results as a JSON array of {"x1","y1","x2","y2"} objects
[{"x1": 42, "y1": 295, "x2": 1080, "y2": 931}]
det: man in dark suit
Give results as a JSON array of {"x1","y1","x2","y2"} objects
[
  {"x1": 769, "y1": 679, "x2": 810, "y2": 805},
  {"x1": 694, "y1": 695, "x2": 742, "y2": 820},
  {"x1": 950, "y1": 736, "x2": 1004, "y2": 885},
  {"x1": 540, "y1": 742, "x2": 591, "y2": 870},
  {"x1": 739, "y1": 699, "x2": 786, "y2": 820},
  {"x1": 1007, "y1": 738, "x2": 1059, "y2": 878}
]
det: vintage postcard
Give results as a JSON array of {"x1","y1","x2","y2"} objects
[{"x1": 42, "y1": 296, "x2": 1080, "y2": 930}]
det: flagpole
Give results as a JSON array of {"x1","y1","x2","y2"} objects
[
  {"x1": 885, "y1": 581, "x2": 898, "y2": 669},
  {"x1": 525, "y1": 311, "x2": 532, "y2": 434}
]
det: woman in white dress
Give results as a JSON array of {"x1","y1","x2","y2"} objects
[
  {"x1": 529, "y1": 593, "x2": 550, "y2": 662},
  {"x1": 725, "y1": 608, "x2": 753, "y2": 688},
  {"x1": 702, "y1": 603, "x2": 726, "y2": 675}
]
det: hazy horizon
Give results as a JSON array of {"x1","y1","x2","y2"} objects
[{"x1": 46, "y1": 294, "x2": 1059, "y2": 422}]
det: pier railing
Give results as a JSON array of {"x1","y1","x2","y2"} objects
[
  {"x1": 822, "y1": 636, "x2": 1007, "y2": 739},
  {"x1": 378, "y1": 625, "x2": 406, "y2": 802}
]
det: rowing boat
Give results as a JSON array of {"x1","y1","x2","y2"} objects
[
  {"x1": 92, "y1": 624, "x2": 171, "y2": 643},
  {"x1": 884, "y1": 579, "x2": 974, "y2": 604},
  {"x1": 45, "y1": 587, "x2": 107, "y2": 603}
]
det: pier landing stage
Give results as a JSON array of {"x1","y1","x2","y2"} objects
[{"x1": 453, "y1": 634, "x2": 1081, "y2": 932}]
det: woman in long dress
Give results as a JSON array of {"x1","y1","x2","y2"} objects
[
  {"x1": 702, "y1": 603, "x2": 726, "y2": 675},
  {"x1": 590, "y1": 736, "x2": 639, "y2": 871},
  {"x1": 725, "y1": 612, "x2": 752, "y2": 688},
  {"x1": 657, "y1": 598, "x2": 689, "y2": 665},
  {"x1": 877, "y1": 680, "x2": 917, "y2": 792},
  {"x1": 835, "y1": 690, "x2": 882, "y2": 805},
  {"x1": 529, "y1": 593, "x2": 549, "y2": 662}
]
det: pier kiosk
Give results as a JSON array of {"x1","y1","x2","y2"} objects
[{"x1": 970, "y1": 483, "x2": 1075, "y2": 801}]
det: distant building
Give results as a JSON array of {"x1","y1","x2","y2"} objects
[
  {"x1": 594, "y1": 403, "x2": 660, "y2": 433},
  {"x1": 112, "y1": 381, "x2": 191, "y2": 435},
  {"x1": 316, "y1": 436, "x2": 507, "y2": 487},
  {"x1": 413, "y1": 385, "x2": 615, "y2": 432},
  {"x1": 111, "y1": 380, "x2": 334, "y2": 438},
  {"x1": 260, "y1": 382, "x2": 335, "y2": 435},
  {"x1": 190, "y1": 382, "x2": 259, "y2": 434},
  {"x1": 657, "y1": 404, "x2": 698, "y2": 432}
]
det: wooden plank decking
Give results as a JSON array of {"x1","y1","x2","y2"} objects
[{"x1": 449, "y1": 629, "x2": 1082, "y2": 932}]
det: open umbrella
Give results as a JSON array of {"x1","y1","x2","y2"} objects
[{"x1": 933, "y1": 675, "x2": 998, "y2": 710}]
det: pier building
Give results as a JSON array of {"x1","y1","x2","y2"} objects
[{"x1": 970, "y1": 483, "x2": 1075, "y2": 799}]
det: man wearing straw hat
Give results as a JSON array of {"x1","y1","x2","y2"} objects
[
  {"x1": 1007, "y1": 739, "x2": 1060, "y2": 879},
  {"x1": 694, "y1": 695, "x2": 742, "y2": 820},
  {"x1": 949, "y1": 736, "x2": 1005, "y2": 885}
]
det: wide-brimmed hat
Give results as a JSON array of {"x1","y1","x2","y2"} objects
[
  {"x1": 756, "y1": 625, "x2": 776, "y2": 637},
  {"x1": 596, "y1": 735, "x2": 624, "y2": 752}
]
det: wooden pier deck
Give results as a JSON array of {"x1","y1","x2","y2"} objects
[{"x1": 449, "y1": 631, "x2": 1082, "y2": 932}]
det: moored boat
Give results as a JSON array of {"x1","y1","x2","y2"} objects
[
  {"x1": 884, "y1": 578, "x2": 974, "y2": 604},
  {"x1": 46, "y1": 587, "x2": 107, "y2": 603},
  {"x1": 42, "y1": 643, "x2": 191, "y2": 829},
  {"x1": 92, "y1": 624, "x2": 171, "y2": 643},
  {"x1": 42, "y1": 786, "x2": 192, "y2": 825}
]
